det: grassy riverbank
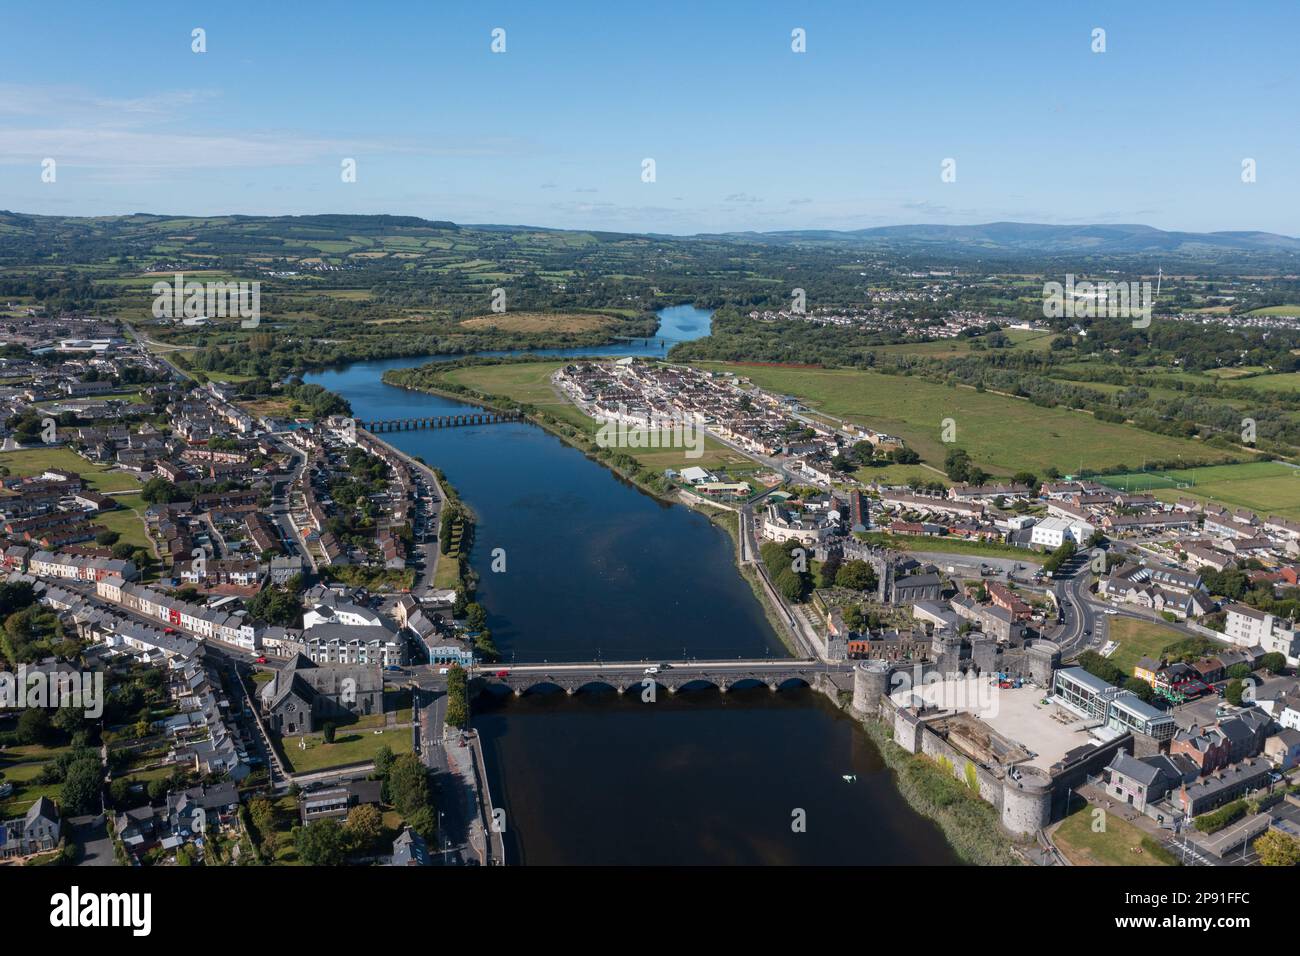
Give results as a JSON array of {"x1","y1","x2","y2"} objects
[
  {"x1": 855, "y1": 713, "x2": 1021, "y2": 866},
  {"x1": 385, "y1": 359, "x2": 725, "y2": 507}
]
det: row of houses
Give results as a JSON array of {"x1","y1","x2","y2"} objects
[{"x1": 95, "y1": 575, "x2": 258, "y2": 649}]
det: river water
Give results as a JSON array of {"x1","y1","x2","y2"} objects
[{"x1": 305, "y1": 304, "x2": 959, "y2": 865}]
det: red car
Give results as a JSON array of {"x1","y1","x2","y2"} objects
[
  {"x1": 254, "y1": 656, "x2": 267, "y2": 664},
  {"x1": 496, "y1": 670, "x2": 510, "y2": 678}
]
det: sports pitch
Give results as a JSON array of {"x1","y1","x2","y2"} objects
[{"x1": 1097, "y1": 460, "x2": 1300, "y2": 519}]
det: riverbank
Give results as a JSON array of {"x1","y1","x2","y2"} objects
[
  {"x1": 382, "y1": 362, "x2": 679, "y2": 502},
  {"x1": 358, "y1": 428, "x2": 499, "y2": 658}
]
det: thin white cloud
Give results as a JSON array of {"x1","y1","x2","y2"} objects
[{"x1": 0, "y1": 83, "x2": 528, "y2": 172}]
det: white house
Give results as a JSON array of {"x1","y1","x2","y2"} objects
[
  {"x1": 1224, "y1": 603, "x2": 1300, "y2": 666},
  {"x1": 1029, "y1": 516, "x2": 1086, "y2": 550},
  {"x1": 303, "y1": 602, "x2": 384, "y2": 630}
]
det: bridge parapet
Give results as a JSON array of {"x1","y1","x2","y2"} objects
[{"x1": 474, "y1": 663, "x2": 829, "y2": 697}]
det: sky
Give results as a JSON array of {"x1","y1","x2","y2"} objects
[{"x1": 1, "y1": 0, "x2": 1297, "y2": 236}]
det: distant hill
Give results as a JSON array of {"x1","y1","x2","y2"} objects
[
  {"x1": 726, "y1": 221, "x2": 1300, "y2": 255},
  {"x1": 1, "y1": 211, "x2": 1297, "y2": 263}
]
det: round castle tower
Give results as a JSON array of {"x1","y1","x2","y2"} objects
[{"x1": 852, "y1": 660, "x2": 892, "y2": 716}]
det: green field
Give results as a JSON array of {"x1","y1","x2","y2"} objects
[
  {"x1": 1246, "y1": 305, "x2": 1300, "y2": 317},
  {"x1": 694, "y1": 364, "x2": 1234, "y2": 477},
  {"x1": 1052, "y1": 804, "x2": 1177, "y2": 866},
  {"x1": 278, "y1": 726, "x2": 412, "y2": 774},
  {"x1": 0, "y1": 744, "x2": 68, "y2": 817},
  {"x1": 0, "y1": 446, "x2": 143, "y2": 494},
  {"x1": 1105, "y1": 617, "x2": 1203, "y2": 675},
  {"x1": 95, "y1": 493, "x2": 155, "y2": 553},
  {"x1": 442, "y1": 362, "x2": 761, "y2": 474},
  {"x1": 869, "y1": 329, "x2": 1058, "y2": 359},
  {"x1": 855, "y1": 463, "x2": 950, "y2": 487},
  {"x1": 1098, "y1": 460, "x2": 1300, "y2": 519},
  {"x1": 1225, "y1": 372, "x2": 1300, "y2": 393},
  {"x1": 858, "y1": 531, "x2": 1046, "y2": 564}
]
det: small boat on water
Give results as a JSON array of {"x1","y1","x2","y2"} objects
[{"x1": 842, "y1": 774, "x2": 857, "y2": 783}]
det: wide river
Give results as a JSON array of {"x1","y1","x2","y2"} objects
[{"x1": 305, "y1": 304, "x2": 959, "y2": 864}]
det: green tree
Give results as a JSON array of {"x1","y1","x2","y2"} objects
[
  {"x1": 1224, "y1": 678, "x2": 1245, "y2": 706},
  {"x1": 1122, "y1": 677, "x2": 1155, "y2": 703},
  {"x1": 60, "y1": 755, "x2": 103, "y2": 816},
  {"x1": 108, "y1": 777, "x2": 132, "y2": 808},
  {"x1": 373, "y1": 746, "x2": 396, "y2": 778},
  {"x1": 1043, "y1": 539, "x2": 1077, "y2": 575},
  {"x1": 17, "y1": 706, "x2": 55, "y2": 745},
  {"x1": 345, "y1": 803, "x2": 383, "y2": 852},
  {"x1": 388, "y1": 753, "x2": 431, "y2": 818},
  {"x1": 1259, "y1": 652, "x2": 1286, "y2": 675},
  {"x1": 835, "y1": 559, "x2": 878, "y2": 592},
  {"x1": 464, "y1": 603, "x2": 488, "y2": 631},
  {"x1": 248, "y1": 797, "x2": 276, "y2": 841},
  {"x1": 407, "y1": 805, "x2": 437, "y2": 841},
  {"x1": 140, "y1": 477, "x2": 181, "y2": 505},
  {"x1": 1254, "y1": 829, "x2": 1300, "y2": 866},
  {"x1": 294, "y1": 819, "x2": 348, "y2": 866}
]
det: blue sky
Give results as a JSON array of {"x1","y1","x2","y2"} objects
[{"x1": 1, "y1": 1, "x2": 1296, "y2": 235}]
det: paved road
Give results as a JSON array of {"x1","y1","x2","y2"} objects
[
  {"x1": 481, "y1": 658, "x2": 826, "y2": 675},
  {"x1": 415, "y1": 689, "x2": 479, "y2": 864},
  {"x1": 266, "y1": 436, "x2": 316, "y2": 571},
  {"x1": 69, "y1": 814, "x2": 117, "y2": 866},
  {"x1": 120, "y1": 321, "x2": 193, "y2": 382},
  {"x1": 361, "y1": 431, "x2": 445, "y2": 596},
  {"x1": 1048, "y1": 550, "x2": 1103, "y2": 657}
]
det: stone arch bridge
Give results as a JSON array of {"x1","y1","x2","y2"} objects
[
  {"x1": 364, "y1": 411, "x2": 520, "y2": 432},
  {"x1": 474, "y1": 659, "x2": 851, "y2": 696}
]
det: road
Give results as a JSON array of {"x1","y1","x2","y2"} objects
[
  {"x1": 476, "y1": 658, "x2": 826, "y2": 675},
  {"x1": 1048, "y1": 548, "x2": 1104, "y2": 657},
  {"x1": 414, "y1": 688, "x2": 483, "y2": 864},
  {"x1": 360, "y1": 430, "x2": 446, "y2": 596},
  {"x1": 69, "y1": 814, "x2": 116, "y2": 866},
  {"x1": 120, "y1": 321, "x2": 193, "y2": 382},
  {"x1": 265, "y1": 436, "x2": 316, "y2": 572}
]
